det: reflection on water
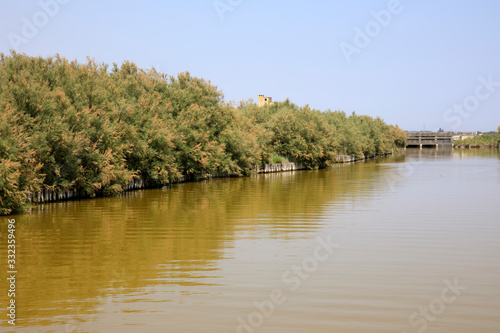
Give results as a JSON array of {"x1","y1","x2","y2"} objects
[{"x1": 1, "y1": 148, "x2": 499, "y2": 332}]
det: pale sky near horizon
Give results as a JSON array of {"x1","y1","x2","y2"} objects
[{"x1": 1, "y1": 0, "x2": 499, "y2": 132}]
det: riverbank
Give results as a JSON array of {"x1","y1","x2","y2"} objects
[
  {"x1": 0, "y1": 53, "x2": 407, "y2": 215},
  {"x1": 25, "y1": 151, "x2": 396, "y2": 207},
  {"x1": 453, "y1": 144, "x2": 500, "y2": 149},
  {"x1": 452, "y1": 132, "x2": 500, "y2": 149}
]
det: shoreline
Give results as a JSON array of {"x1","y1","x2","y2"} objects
[
  {"x1": 23, "y1": 152, "x2": 397, "y2": 211},
  {"x1": 452, "y1": 144, "x2": 500, "y2": 149}
]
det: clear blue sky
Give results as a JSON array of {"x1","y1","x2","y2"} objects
[{"x1": 1, "y1": 0, "x2": 499, "y2": 132}]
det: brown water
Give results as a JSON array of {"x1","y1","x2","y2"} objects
[{"x1": 1, "y1": 148, "x2": 499, "y2": 333}]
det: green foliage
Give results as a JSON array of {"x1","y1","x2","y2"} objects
[
  {"x1": 0, "y1": 102, "x2": 43, "y2": 214},
  {"x1": 454, "y1": 132, "x2": 500, "y2": 146},
  {"x1": 0, "y1": 52, "x2": 406, "y2": 215},
  {"x1": 268, "y1": 106, "x2": 337, "y2": 169},
  {"x1": 269, "y1": 155, "x2": 289, "y2": 164}
]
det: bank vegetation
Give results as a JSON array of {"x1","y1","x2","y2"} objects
[
  {"x1": 0, "y1": 52, "x2": 406, "y2": 214},
  {"x1": 453, "y1": 130, "x2": 500, "y2": 148}
]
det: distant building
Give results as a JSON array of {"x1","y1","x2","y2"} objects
[
  {"x1": 452, "y1": 134, "x2": 476, "y2": 141},
  {"x1": 258, "y1": 95, "x2": 274, "y2": 107}
]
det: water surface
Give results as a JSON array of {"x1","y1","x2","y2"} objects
[{"x1": 1, "y1": 148, "x2": 499, "y2": 332}]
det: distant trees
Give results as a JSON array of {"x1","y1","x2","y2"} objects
[
  {"x1": 0, "y1": 52, "x2": 406, "y2": 215},
  {"x1": 454, "y1": 130, "x2": 500, "y2": 146}
]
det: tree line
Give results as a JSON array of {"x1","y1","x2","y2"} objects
[
  {"x1": 453, "y1": 131, "x2": 500, "y2": 147},
  {"x1": 0, "y1": 52, "x2": 406, "y2": 214}
]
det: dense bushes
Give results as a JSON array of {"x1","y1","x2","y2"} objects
[
  {"x1": 454, "y1": 133, "x2": 500, "y2": 146},
  {"x1": 0, "y1": 52, "x2": 406, "y2": 214}
]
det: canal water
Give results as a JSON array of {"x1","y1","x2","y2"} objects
[{"x1": 1, "y1": 148, "x2": 499, "y2": 333}]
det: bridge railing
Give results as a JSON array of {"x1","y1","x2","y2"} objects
[{"x1": 405, "y1": 132, "x2": 453, "y2": 147}]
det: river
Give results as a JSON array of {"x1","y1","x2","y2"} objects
[{"x1": 1, "y1": 148, "x2": 499, "y2": 333}]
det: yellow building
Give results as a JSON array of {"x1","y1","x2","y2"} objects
[{"x1": 258, "y1": 95, "x2": 274, "y2": 107}]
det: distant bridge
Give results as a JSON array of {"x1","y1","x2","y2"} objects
[{"x1": 405, "y1": 132, "x2": 453, "y2": 148}]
